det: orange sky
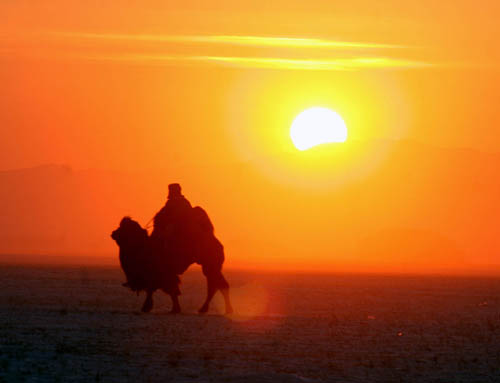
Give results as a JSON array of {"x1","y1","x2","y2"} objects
[{"x1": 1, "y1": 1, "x2": 500, "y2": 274}]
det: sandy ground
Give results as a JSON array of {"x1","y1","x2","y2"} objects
[{"x1": 1, "y1": 265, "x2": 500, "y2": 382}]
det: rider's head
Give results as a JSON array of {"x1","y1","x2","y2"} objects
[{"x1": 168, "y1": 183, "x2": 182, "y2": 199}]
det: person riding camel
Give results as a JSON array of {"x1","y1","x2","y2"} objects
[
  {"x1": 150, "y1": 183, "x2": 194, "y2": 262},
  {"x1": 151, "y1": 183, "x2": 192, "y2": 239}
]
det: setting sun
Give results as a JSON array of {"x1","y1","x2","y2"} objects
[
  {"x1": 290, "y1": 107, "x2": 348, "y2": 150},
  {"x1": 2, "y1": 1, "x2": 500, "y2": 380}
]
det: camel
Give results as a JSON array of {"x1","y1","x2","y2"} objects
[{"x1": 111, "y1": 211, "x2": 233, "y2": 314}]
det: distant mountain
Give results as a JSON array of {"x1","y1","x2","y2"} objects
[
  {"x1": 0, "y1": 165, "x2": 157, "y2": 260},
  {"x1": 1, "y1": 140, "x2": 499, "y2": 274}
]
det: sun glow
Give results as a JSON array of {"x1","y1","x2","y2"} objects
[{"x1": 290, "y1": 107, "x2": 348, "y2": 150}]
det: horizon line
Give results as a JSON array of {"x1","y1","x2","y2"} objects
[{"x1": 1, "y1": 254, "x2": 499, "y2": 278}]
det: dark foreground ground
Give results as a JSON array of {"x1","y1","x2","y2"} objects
[{"x1": 0, "y1": 264, "x2": 499, "y2": 382}]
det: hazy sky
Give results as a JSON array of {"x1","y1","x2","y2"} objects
[
  {"x1": 1, "y1": 0, "x2": 500, "y2": 171},
  {"x1": 1, "y1": 1, "x2": 499, "y2": 273}
]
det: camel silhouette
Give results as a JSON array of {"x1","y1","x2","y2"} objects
[{"x1": 111, "y1": 211, "x2": 233, "y2": 314}]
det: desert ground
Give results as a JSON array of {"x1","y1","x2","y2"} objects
[{"x1": 1, "y1": 264, "x2": 499, "y2": 382}]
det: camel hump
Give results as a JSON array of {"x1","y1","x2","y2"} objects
[{"x1": 192, "y1": 206, "x2": 214, "y2": 234}]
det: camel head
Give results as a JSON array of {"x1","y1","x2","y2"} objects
[{"x1": 111, "y1": 216, "x2": 149, "y2": 248}]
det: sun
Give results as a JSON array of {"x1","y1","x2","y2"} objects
[{"x1": 290, "y1": 107, "x2": 347, "y2": 150}]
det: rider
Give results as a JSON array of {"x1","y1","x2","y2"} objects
[{"x1": 151, "y1": 183, "x2": 193, "y2": 250}]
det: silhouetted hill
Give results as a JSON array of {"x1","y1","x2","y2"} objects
[
  {"x1": 1, "y1": 141, "x2": 499, "y2": 274},
  {"x1": 0, "y1": 165, "x2": 156, "y2": 260}
]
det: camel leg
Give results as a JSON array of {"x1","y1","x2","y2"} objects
[
  {"x1": 169, "y1": 293, "x2": 181, "y2": 314},
  {"x1": 142, "y1": 290, "x2": 154, "y2": 313},
  {"x1": 199, "y1": 272, "x2": 233, "y2": 314},
  {"x1": 219, "y1": 273, "x2": 233, "y2": 315},
  {"x1": 161, "y1": 277, "x2": 181, "y2": 314},
  {"x1": 199, "y1": 275, "x2": 217, "y2": 314}
]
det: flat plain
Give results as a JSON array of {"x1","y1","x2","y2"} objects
[{"x1": 1, "y1": 264, "x2": 499, "y2": 382}]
